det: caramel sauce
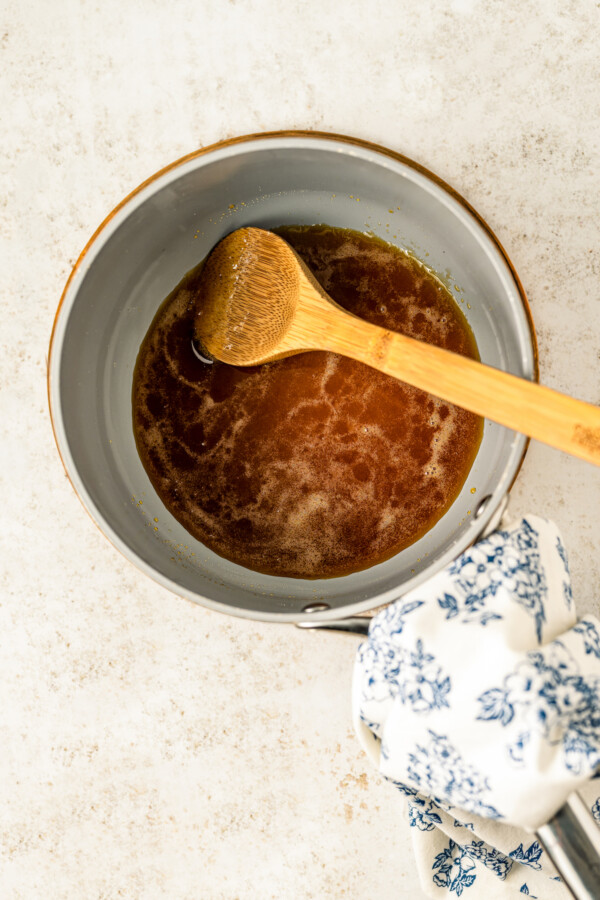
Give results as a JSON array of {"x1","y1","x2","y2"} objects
[{"x1": 132, "y1": 226, "x2": 482, "y2": 578}]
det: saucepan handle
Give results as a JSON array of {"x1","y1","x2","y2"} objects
[
  {"x1": 536, "y1": 793, "x2": 600, "y2": 900},
  {"x1": 296, "y1": 616, "x2": 371, "y2": 637}
]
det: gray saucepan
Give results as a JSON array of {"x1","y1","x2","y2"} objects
[{"x1": 48, "y1": 131, "x2": 537, "y2": 623}]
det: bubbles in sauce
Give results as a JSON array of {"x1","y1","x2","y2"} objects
[{"x1": 132, "y1": 225, "x2": 482, "y2": 578}]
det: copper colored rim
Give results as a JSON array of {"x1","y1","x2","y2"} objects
[{"x1": 47, "y1": 130, "x2": 537, "y2": 607}]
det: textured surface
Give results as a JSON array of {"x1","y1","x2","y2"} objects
[
  {"x1": 2, "y1": 1, "x2": 600, "y2": 898},
  {"x1": 194, "y1": 228, "x2": 300, "y2": 364}
]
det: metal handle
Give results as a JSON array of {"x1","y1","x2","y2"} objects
[
  {"x1": 537, "y1": 793, "x2": 600, "y2": 900},
  {"x1": 296, "y1": 616, "x2": 371, "y2": 636}
]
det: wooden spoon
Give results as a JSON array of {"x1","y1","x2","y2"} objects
[{"x1": 194, "y1": 227, "x2": 600, "y2": 467}]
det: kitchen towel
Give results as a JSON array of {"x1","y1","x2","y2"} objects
[{"x1": 353, "y1": 515, "x2": 600, "y2": 898}]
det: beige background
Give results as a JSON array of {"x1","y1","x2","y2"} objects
[{"x1": 2, "y1": 1, "x2": 600, "y2": 897}]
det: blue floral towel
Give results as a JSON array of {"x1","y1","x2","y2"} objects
[{"x1": 353, "y1": 516, "x2": 600, "y2": 899}]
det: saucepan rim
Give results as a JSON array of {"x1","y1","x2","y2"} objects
[{"x1": 47, "y1": 130, "x2": 538, "y2": 622}]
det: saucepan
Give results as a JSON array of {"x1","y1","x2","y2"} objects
[{"x1": 48, "y1": 131, "x2": 537, "y2": 624}]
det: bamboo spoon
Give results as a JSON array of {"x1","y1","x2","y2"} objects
[{"x1": 194, "y1": 227, "x2": 600, "y2": 467}]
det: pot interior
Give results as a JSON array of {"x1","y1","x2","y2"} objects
[{"x1": 50, "y1": 135, "x2": 535, "y2": 621}]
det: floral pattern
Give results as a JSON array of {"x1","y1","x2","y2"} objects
[
  {"x1": 453, "y1": 819, "x2": 475, "y2": 831},
  {"x1": 477, "y1": 641, "x2": 600, "y2": 775},
  {"x1": 353, "y1": 516, "x2": 592, "y2": 899},
  {"x1": 430, "y1": 838, "x2": 512, "y2": 894},
  {"x1": 440, "y1": 519, "x2": 547, "y2": 640},
  {"x1": 437, "y1": 591, "x2": 501, "y2": 627},
  {"x1": 408, "y1": 794, "x2": 443, "y2": 831},
  {"x1": 574, "y1": 619, "x2": 600, "y2": 659},
  {"x1": 359, "y1": 600, "x2": 451, "y2": 714},
  {"x1": 509, "y1": 840, "x2": 544, "y2": 870},
  {"x1": 464, "y1": 841, "x2": 512, "y2": 879},
  {"x1": 357, "y1": 598, "x2": 423, "y2": 704},
  {"x1": 433, "y1": 840, "x2": 477, "y2": 895},
  {"x1": 398, "y1": 639, "x2": 451, "y2": 713},
  {"x1": 405, "y1": 730, "x2": 502, "y2": 820},
  {"x1": 393, "y1": 782, "x2": 418, "y2": 798},
  {"x1": 368, "y1": 597, "x2": 424, "y2": 644},
  {"x1": 556, "y1": 535, "x2": 573, "y2": 608}
]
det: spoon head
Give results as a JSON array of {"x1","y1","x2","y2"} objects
[{"x1": 194, "y1": 227, "x2": 301, "y2": 366}]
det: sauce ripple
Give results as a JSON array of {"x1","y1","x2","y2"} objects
[{"x1": 132, "y1": 225, "x2": 483, "y2": 578}]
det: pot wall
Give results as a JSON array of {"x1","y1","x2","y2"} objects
[{"x1": 49, "y1": 133, "x2": 535, "y2": 621}]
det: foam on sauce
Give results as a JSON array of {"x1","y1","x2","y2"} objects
[{"x1": 132, "y1": 225, "x2": 483, "y2": 578}]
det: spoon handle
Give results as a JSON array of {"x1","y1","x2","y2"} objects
[{"x1": 321, "y1": 310, "x2": 600, "y2": 467}]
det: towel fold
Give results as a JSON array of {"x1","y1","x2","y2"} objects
[{"x1": 353, "y1": 515, "x2": 600, "y2": 899}]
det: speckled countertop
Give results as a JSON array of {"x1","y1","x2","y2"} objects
[{"x1": 2, "y1": 2, "x2": 600, "y2": 897}]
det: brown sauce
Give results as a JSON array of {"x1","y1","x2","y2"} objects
[{"x1": 132, "y1": 226, "x2": 483, "y2": 578}]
